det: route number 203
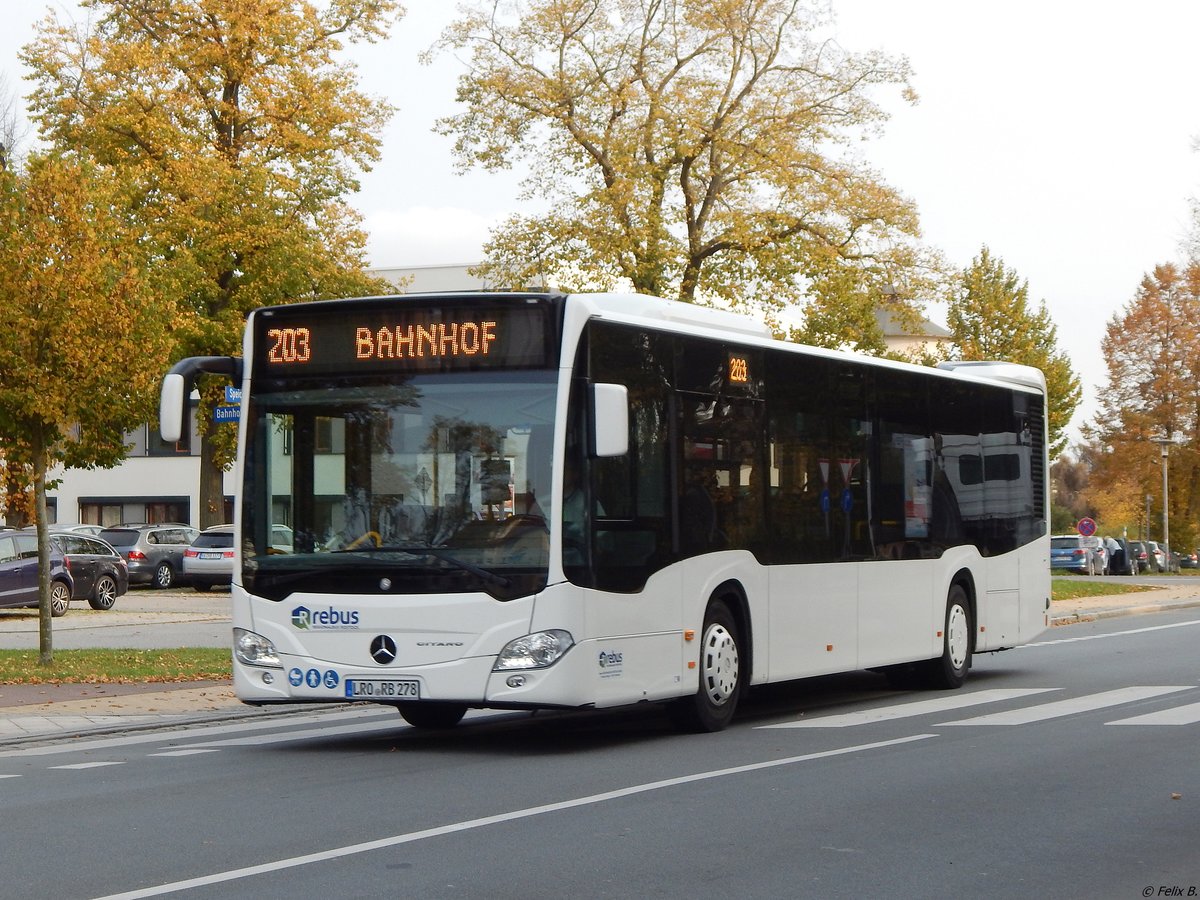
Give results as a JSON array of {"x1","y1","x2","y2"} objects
[
  {"x1": 267, "y1": 327, "x2": 312, "y2": 364},
  {"x1": 728, "y1": 355, "x2": 750, "y2": 383}
]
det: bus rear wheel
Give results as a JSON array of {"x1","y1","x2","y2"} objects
[
  {"x1": 396, "y1": 702, "x2": 468, "y2": 730},
  {"x1": 671, "y1": 599, "x2": 741, "y2": 733}
]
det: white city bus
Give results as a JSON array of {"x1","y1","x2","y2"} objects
[{"x1": 160, "y1": 292, "x2": 1049, "y2": 731}]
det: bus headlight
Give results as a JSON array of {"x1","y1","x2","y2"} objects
[
  {"x1": 493, "y1": 630, "x2": 574, "y2": 670},
  {"x1": 234, "y1": 628, "x2": 282, "y2": 668}
]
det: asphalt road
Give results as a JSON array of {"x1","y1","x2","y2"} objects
[{"x1": 0, "y1": 606, "x2": 1196, "y2": 899}]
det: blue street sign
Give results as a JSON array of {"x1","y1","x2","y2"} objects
[
  {"x1": 224, "y1": 385, "x2": 242, "y2": 404},
  {"x1": 213, "y1": 405, "x2": 240, "y2": 423}
]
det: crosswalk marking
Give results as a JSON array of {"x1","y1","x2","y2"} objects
[
  {"x1": 758, "y1": 688, "x2": 1057, "y2": 729},
  {"x1": 1108, "y1": 701, "x2": 1200, "y2": 726},
  {"x1": 938, "y1": 686, "x2": 1193, "y2": 726},
  {"x1": 50, "y1": 761, "x2": 126, "y2": 770},
  {"x1": 148, "y1": 749, "x2": 223, "y2": 757}
]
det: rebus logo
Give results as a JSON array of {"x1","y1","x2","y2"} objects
[{"x1": 291, "y1": 605, "x2": 361, "y2": 630}]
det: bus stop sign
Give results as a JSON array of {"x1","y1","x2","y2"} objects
[{"x1": 1077, "y1": 517, "x2": 1097, "y2": 537}]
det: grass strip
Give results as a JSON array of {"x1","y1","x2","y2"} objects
[
  {"x1": 0, "y1": 648, "x2": 231, "y2": 685},
  {"x1": 1051, "y1": 577, "x2": 1161, "y2": 602}
]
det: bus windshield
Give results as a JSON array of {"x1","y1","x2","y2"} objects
[{"x1": 241, "y1": 370, "x2": 558, "y2": 601}]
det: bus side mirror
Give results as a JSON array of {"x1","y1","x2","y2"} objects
[
  {"x1": 160, "y1": 373, "x2": 186, "y2": 444},
  {"x1": 159, "y1": 355, "x2": 243, "y2": 444},
  {"x1": 591, "y1": 383, "x2": 629, "y2": 457}
]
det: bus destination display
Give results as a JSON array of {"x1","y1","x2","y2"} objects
[{"x1": 254, "y1": 301, "x2": 555, "y2": 375}]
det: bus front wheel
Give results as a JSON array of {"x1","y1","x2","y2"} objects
[
  {"x1": 923, "y1": 584, "x2": 972, "y2": 690},
  {"x1": 396, "y1": 702, "x2": 467, "y2": 730},
  {"x1": 670, "y1": 599, "x2": 742, "y2": 733}
]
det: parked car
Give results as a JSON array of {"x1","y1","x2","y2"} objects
[
  {"x1": 1050, "y1": 534, "x2": 1103, "y2": 574},
  {"x1": 98, "y1": 524, "x2": 199, "y2": 589},
  {"x1": 1146, "y1": 541, "x2": 1167, "y2": 573},
  {"x1": 270, "y1": 524, "x2": 294, "y2": 554},
  {"x1": 0, "y1": 530, "x2": 73, "y2": 616},
  {"x1": 183, "y1": 525, "x2": 235, "y2": 592},
  {"x1": 1127, "y1": 540, "x2": 1152, "y2": 574},
  {"x1": 1179, "y1": 549, "x2": 1199, "y2": 569},
  {"x1": 1104, "y1": 536, "x2": 1137, "y2": 576},
  {"x1": 1082, "y1": 536, "x2": 1109, "y2": 574},
  {"x1": 23, "y1": 523, "x2": 107, "y2": 537},
  {"x1": 50, "y1": 533, "x2": 129, "y2": 609}
]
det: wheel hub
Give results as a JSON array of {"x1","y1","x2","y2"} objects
[{"x1": 701, "y1": 623, "x2": 739, "y2": 706}]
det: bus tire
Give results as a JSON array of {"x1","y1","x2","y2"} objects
[
  {"x1": 670, "y1": 599, "x2": 742, "y2": 732},
  {"x1": 397, "y1": 702, "x2": 467, "y2": 730},
  {"x1": 923, "y1": 584, "x2": 972, "y2": 689}
]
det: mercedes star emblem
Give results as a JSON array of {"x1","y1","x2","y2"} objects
[{"x1": 370, "y1": 635, "x2": 397, "y2": 665}]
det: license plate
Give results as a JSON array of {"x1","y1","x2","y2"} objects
[
  {"x1": 345, "y1": 679, "x2": 420, "y2": 699},
  {"x1": 200, "y1": 552, "x2": 222, "y2": 560}
]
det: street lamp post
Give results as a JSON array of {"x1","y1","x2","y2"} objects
[{"x1": 1150, "y1": 432, "x2": 1182, "y2": 553}]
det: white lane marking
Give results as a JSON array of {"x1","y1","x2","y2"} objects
[
  {"x1": 758, "y1": 688, "x2": 1058, "y2": 728},
  {"x1": 90, "y1": 734, "x2": 937, "y2": 900},
  {"x1": 51, "y1": 761, "x2": 126, "y2": 770},
  {"x1": 0, "y1": 773, "x2": 20, "y2": 779},
  {"x1": 1026, "y1": 618, "x2": 1200, "y2": 646},
  {"x1": 148, "y1": 749, "x2": 223, "y2": 757},
  {"x1": 1108, "y1": 701, "x2": 1200, "y2": 726},
  {"x1": 938, "y1": 686, "x2": 1193, "y2": 726},
  {"x1": 0, "y1": 707, "x2": 398, "y2": 759}
]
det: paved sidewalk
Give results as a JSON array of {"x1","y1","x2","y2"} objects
[
  {"x1": 1, "y1": 583, "x2": 1198, "y2": 748},
  {"x1": 1047, "y1": 582, "x2": 1200, "y2": 624}
]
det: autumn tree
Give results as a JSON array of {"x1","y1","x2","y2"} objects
[
  {"x1": 22, "y1": 0, "x2": 401, "y2": 528},
  {"x1": 0, "y1": 153, "x2": 174, "y2": 663},
  {"x1": 945, "y1": 247, "x2": 1081, "y2": 459},
  {"x1": 1049, "y1": 454, "x2": 1095, "y2": 533},
  {"x1": 1083, "y1": 263, "x2": 1200, "y2": 549},
  {"x1": 0, "y1": 74, "x2": 28, "y2": 172},
  {"x1": 436, "y1": 0, "x2": 933, "y2": 336}
]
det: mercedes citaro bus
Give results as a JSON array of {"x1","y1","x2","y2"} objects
[{"x1": 160, "y1": 292, "x2": 1049, "y2": 732}]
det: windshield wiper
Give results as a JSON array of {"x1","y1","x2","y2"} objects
[{"x1": 335, "y1": 543, "x2": 512, "y2": 589}]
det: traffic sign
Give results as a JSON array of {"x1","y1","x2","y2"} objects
[
  {"x1": 213, "y1": 405, "x2": 240, "y2": 423},
  {"x1": 1077, "y1": 517, "x2": 1097, "y2": 537}
]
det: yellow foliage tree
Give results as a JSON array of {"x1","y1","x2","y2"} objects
[
  {"x1": 22, "y1": 0, "x2": 402, "y2": 527},
  {"x1": 435, "y1": 0, "x2": 933, "y2": 335},
  {"x1": 1083, "y1": 263, "x2": 1200, "y2": 549},
  {"x1": 0, "y1": 154, "x2": 174, "y2": 663}
]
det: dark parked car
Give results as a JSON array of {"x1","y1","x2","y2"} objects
[
  {"x1": 51, "y1": 533, "x2": 129, "y2": 609},
  {"x1": 98, "y1": 524, "x2": 199, "y2": 589},
  {"x1": 0, "y1": 530, "x2": 73, "y2": 616},
  {"x1": 1179, "y1": 549, "x2": 1199, "y2": 569},
  {"x1": 1127, "y1": 541, "x2": 1152, "y2": 574},
  {"x1": 1104, "y1": 536, "x2": 1137, "y2": 576}
]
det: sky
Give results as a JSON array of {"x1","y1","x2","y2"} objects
[{"x1": 4, "y1": 1, "x2": 1200, "y2": 444}]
